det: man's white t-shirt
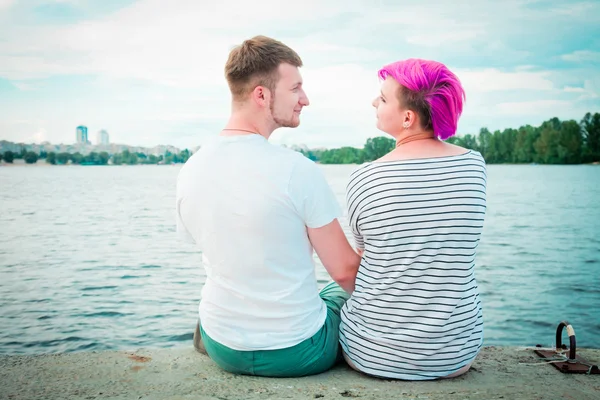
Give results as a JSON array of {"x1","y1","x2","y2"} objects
[{"x1": 176, "y1": 134, "x2": 341, "y2": 351}]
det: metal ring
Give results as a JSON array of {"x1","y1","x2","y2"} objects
[{"x1": 555, "y1": 320, "x2": 576, "y2": 362}]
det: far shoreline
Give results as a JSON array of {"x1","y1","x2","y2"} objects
[
  {"x1": 0, "y1": 159, "x2": 183, "y2": 167},
  {"x1": 2, "y1": 160, "x2": 599, "y2": 167}
]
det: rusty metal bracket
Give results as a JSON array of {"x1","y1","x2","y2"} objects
[{"x1": 534, "y1": 320, "x2": 599, "y2": 374}]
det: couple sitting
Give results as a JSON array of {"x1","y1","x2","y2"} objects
[{"x1": 176, "y1": 36, "x2": 486, "y2": 380}]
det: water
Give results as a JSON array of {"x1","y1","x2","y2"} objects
[{"x1": 0, "y1": 164, "x2": 599, "y2": 354}]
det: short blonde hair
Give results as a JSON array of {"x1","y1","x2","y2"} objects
[{"x1": 225, "y1": 35, "x2": 303, "y2": 101}]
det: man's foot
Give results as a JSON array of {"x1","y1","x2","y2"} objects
[{"x1": 193, "y1": 320, "x2": 208, "y2": 355}]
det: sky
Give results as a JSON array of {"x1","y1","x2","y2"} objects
[{"x1": 0, "y1": 0, "x2": 599, "y2": 149}]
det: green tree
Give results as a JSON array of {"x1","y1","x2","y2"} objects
[
  {"x1": 113, "y1": 150, "x2": 138, "y2": 165},
  {"x1": 126, "y1": 150, "x2": 138, "y2": 165},
  {"x1": 477, "y1": 128, "x2": 492, "y2": 160},
  {"x1": 178, "y1": 149, "x2": 191, "y2": 163},
  {"x1": 462, "y1": 134, "x2": 478, "y2": 150},
  {"x1": 0, "y1": 153, "x2": 3, "y2": 163},
  {"x1": 82, "y1": 152, "x2": 97, "y2": 165},
  {"x1": 56, "y1": 152, "x2": 71, "y2": 165},
  {"x1": 557, "y1": 120, "x2": 583, "y2": 164},
  {"x1": 46, "y1": 152, "x2": 57, "y2": 165},
  {"x1": 296, "y1": 112, "x2": 597, "y2": 165},
  {"x1": 363, "y1": 136, "x2": 395, "y2": 161},
  {"x1": 320, "y1": 147, "x2": 364, "y2": 164},
  {"x1": 164, "y1": 150, "x2": 175, "y2": 164},
  {"x1": 71, "y1": 152, "x2": 83, "y2": 164},
  {"x1": 534, "y1": 121, "x2": 560, "y2": 164},
  {"x1": 581, "y1": 112, "x2": 600, "y2": 162},
  {"x1": 513, "y1": 125, "x2": 538, "y2": 163},
  {"x1": 3, "y1": 151, "x2": 14, "y2": 163},
  {"x1": 498, "y1": 128, "x2": 517, "y2": 163},
  {"x1": 98, "y1": 152, "x2": 109, "y2": 165},
  {"x1": 447, "y1": 134, "x2": 478, "y2": 150},
  {"x1": 23, "y1": 151, "x2": 38, "y2": 164},
  {"x1": 14, "y1": 148, "x2": 25, "y2": 159}
]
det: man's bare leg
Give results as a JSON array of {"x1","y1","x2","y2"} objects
[{"x1": 193, "y1": 320, "x2": 208, "y2": 355}]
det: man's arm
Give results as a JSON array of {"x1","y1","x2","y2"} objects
[{"x1": 308, "y1": 219, "x2": 361, "y2": 294}]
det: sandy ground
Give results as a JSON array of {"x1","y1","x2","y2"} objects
[{"x1": 0, "y1": 346, "x2": 598, "y2": 400}]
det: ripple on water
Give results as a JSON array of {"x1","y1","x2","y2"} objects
[
  {"x1": 78, "y1": 311, "x2": 133, "y2": 318},
  {"x1": 81, "y1": 286, "x2": 118, "y2": 291},
  {"x1": 565, "y1": 286, "x2": 600, "y2": 294},
  {"x1": 505, "y1": 318, "x2": 554, "y2": 329},
  {"x1": 7, "y1": 336, "x2": 89, "y2": 349},
  {"x1": 2, "y1": 164, "x2": 600, "y2": 353},
  {"x1": 156, "y1": 332, "x2": 193, "y2": 342},
  {"x1": 120, "y1": 274, "x2": 150, "y2": 279}
]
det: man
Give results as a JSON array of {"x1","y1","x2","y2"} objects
[{"x1": 176, "y1": 36, "x2": 361, "y2": 377}]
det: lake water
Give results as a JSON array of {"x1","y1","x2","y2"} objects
[{"x1": 0, "y1": 163, "x2": 599, "y2": 354}]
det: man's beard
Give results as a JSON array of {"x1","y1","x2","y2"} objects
[{"x1": 270, "y1": 96, "x2": 299, "y2": 128}]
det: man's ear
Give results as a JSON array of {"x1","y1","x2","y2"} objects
[{"x1": 251, "y1": 86, "x2": 271, "y2": 108}]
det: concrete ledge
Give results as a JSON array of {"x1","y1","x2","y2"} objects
[{"x1": 1, "y1": 346, "x2": 599, "y2": 400}]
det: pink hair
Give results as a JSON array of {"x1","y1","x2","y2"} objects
[{"x1": 378, "y1": 59, "x2": 465, "y2": 140}]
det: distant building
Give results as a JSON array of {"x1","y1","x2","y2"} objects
[
  {"x1": 76, "y1": 126, "x2": 89, "y2": 144},
  {"x1": 96, "y1": 129, "x2": 109, "y2": 145}
]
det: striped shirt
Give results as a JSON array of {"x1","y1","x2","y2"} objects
[{"x1": 339, "y1": 150, "x2": 487, "y2": 380}]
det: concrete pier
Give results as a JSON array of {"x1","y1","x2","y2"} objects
[{"x1": 1, "y1": 346, "x2": 599, "y2": 399}]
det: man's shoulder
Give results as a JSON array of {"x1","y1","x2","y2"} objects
[
  {"x1": 267, "y1": 143, "x2": 306, "y2": 159},
  {"x1": 264, "y1": 144, "x2": 319, "y2": 171}
]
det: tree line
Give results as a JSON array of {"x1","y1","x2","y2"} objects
[
  {"x1": 297, "y1": 112, "x2": 600, "y2": 165},
  {"x1": 0, "y1": 149, "x2": 191, "y2": 165},
  {"x1": 2, "y1": 113, "x2": 598, "y2": 166}
]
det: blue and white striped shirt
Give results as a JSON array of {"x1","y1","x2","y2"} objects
[{"x1": 340, "y1": 150, "x2": 487, "y2": 380}]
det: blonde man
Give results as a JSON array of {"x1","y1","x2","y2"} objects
[{"x1": 176, "y1": 36, "x2": 360, "y2": 377}]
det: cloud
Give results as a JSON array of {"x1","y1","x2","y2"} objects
[
  {"x1": 0, "y1": 0, "x2": 15, "y2": 11},
  {"x1": 11, "y1": 81, "x2": 37, "y2": 90},
  {"x1": 0, "y1": 2, "x2": 370, "y2": 92},
  {"x1": 561, "y1": 50, "x2": 600, "y2": 63},
  {"x1": 455, "y1": 68, "x2": 555, "y2": 92},
  {"x1": 0, "y1": 0, "x2": 598, "y2": 148},
  {"x1": 496, "y1": 100, "x2": 571, "y2": 116},
  {"x1": 31, "y1": 128, "x2": 48, "y2": 143},
  {"x1": 549, "y1": 1, "x2": 599, "y2": 16},
  {"x1": 564, "y1": 86, "x2": 586, "y2": 93}
]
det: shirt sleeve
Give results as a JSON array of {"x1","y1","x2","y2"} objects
[
  {"x1": 346, "y1": 170, "x2": 365, "y2": 250},
  {"x1": 351, "y1": 227, "x2": 364, "y2": 250},
  {"x1": 175, "y1": 187, "x2": 196, "y2": 244},
  {"x1": 288, "y1": 157, "x2": 342, "y2": 228}
]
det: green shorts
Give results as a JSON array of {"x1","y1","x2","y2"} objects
[{"x1": 200, "y1": 281, "x2": 350, "y2": 377}]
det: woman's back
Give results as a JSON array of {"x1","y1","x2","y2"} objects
[{"x1": 340, "y1": 150, "x2": 487, "y2": 380}]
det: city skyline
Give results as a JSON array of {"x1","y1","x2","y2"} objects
[{"x1": 1, "y1": 1, "x2": 599, "y2": 150}]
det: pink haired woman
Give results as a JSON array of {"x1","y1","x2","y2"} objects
[{"x1": 340, "y1": 59, "x2": 487, "y2": 380}]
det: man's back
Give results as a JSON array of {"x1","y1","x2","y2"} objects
[{"x1": 176, "y1": 134, "x2": 340, "y2": 351}]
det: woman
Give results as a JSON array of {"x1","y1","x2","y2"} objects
[{"x1": 339, "y1": 59, "x2": 486, "y2": 380}]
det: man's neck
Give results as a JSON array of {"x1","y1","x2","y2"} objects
[{"x1": 223, "y1": 112, "x2": 276, "y2": 140}]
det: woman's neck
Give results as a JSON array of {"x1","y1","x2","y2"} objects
[{"x1": 395, "y1": 131, "x2": 436, "y2": 148}]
